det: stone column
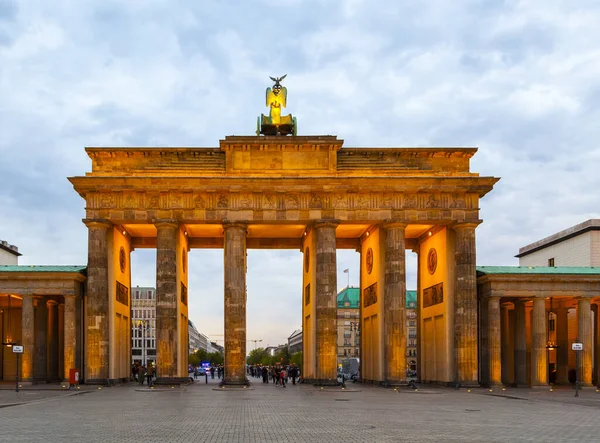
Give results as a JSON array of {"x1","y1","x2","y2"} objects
[
  {"x1": 488, "y1": 297, "x2": 502, "y2": 386},
  {"x1": 383, "y1": 222, "x2": 407, "y2": 384},
  {"x1": 34, "y1": 299, "x2": 48, "y2": 381},
  {"x1": 63, "y1": 295, "x2": 77, "y2": 381},
  {"x1": 84, "y1": 219, "x2": 111, "y2": 383},
  {"x1": 314, "y1": 220, "x2": 339, "y2": 385},
  {"x1": 21, "y1": 295, "x2": 35, "y2": 382},
  {"x1": 223, "y1": 221, "x2": 248, "y2": 385},
  {"x1": 578, "y1": 298, "x2": 593, "y2": 386},
  {"x1": 46, "y1": 301, "x2": 59, "y2": 380},
  {"x1": 514, "y1": 300, "x2": 527, "y2": 386},
  {"x1": 555, "y1": 307, "x2": 569, "y2": 385},
  {"x1": 58, "y1": 304, "x2": 64, "y2": 381},
  {"x1": 155, "y1": 220, "x2": 180, "y2": 383},
  {"x1": 501, "y1": 303, "x2": 513, "y2": 385},
  {"x1": 453, "y1": 223, "x2": 479, "y2": 386},
  {"x1": 593, "y1": 304, "x2": 599, "y2": 387},
  {"x1": 530, "y1": 298, "x2": 547, "y2": 386}
]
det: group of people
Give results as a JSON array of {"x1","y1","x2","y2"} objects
[
  {"x1": 247, "y1": 364, "x2": 300, "y2": 387},
  {"x1": 131, "y1": 362, "x2": 155, "y2": 386},
  {"x1": 191, "y1": 364, "x2": 224, "y2": 380}
]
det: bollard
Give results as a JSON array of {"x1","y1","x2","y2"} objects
[{"x1": 205, "y1": 373, "x2": 208, "y2": 384}]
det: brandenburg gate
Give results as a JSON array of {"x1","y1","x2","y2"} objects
[{"x1": 69, "y1": 77, "x2": 498, "y2": 386}]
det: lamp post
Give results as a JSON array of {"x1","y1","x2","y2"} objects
[
  {"x1": 137, "y1": 320, "x2": 150, "y2": 366},
  {"x1": 349, "y1": 322, "x2": 360, "y2": 357}
]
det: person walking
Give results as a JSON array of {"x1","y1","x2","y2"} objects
[
  {"x1": 210, "y1": 366, "x2": 215, "y2": 379},
  {"x1": 139, "y1": 365, "x2": 146, "y2": 385},
  {"x1": 262, "y1": 366, "x2": 268, "y2": 383},
  {"x1": 146, "y1": 364, "x2": 154, "y2": 387},
  {"x1": 290, "y1": 365, "x2": 297, "y2": 385},
  {"x1": 280, "y1": 367, "x2": 287, "y2": 387}
]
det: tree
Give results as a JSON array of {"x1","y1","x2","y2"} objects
[
  {"x1": 189, "y1": 353, "x2": 200, "y2": 366},
  {"x1": 247, "y1": 347, "x2": 269, "y2": 365},
  {"x1": 290, "y1": 351, "x2": 302, "y2": 372}
]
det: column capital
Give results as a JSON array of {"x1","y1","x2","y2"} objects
[
  {"x1": 487, "y1": 295, "x2": 502, "y2": 301},
  {"x1": 153, "y1": 219, "x2": 180, "y2": 229},
  {"x1": 452, "y1": 221, "x2": 481, "y2": 231},
  {"x1": 83, "y1": 218, "x2": 112, "y2": 228},
  {"x1": 222, "y1": 220, "x2": 248, "y2": 232},
  {"x1": 382, "y1": 220, "x2": 408, "y2": 230},
  {"x1": 313, "y1": 219, "x2": 340, "y2": 230},
  {"x1": 46, "y1": 300, "x2": 59, "y2": 307}
]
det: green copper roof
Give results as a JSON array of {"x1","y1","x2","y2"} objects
[
  {"x1": 337, "y1": 287, "x2": 417, "y2": 308},
  {"x1": 337, "y1": 287, "x2": 360, "y2": 308},
  {"x1": 477, "y1": 266, "x2": 600, "y2": 275},
  {"x1": 0, "y1": 265, "x2": 87, "y2": 273}
]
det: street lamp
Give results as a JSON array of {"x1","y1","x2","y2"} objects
[{"x1": 136, "y1": 320, "x2": 150, "y2": 366}]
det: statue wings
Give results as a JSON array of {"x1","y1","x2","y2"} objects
[{"x1": 266, "y1": 86, "x2": 287, "y2": 108}]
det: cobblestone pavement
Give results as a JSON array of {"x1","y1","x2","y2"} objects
[{"x1": 0, "y1": 377, "x2": 599, "y2": 442}]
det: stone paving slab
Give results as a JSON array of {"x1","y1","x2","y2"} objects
[{"x1": 0, "y1": 378, "x2": 599, "y2": 442}]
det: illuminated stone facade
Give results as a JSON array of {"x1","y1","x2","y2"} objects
[
  {"x1": 0, "y1": 266, "x2": 85, "y2": 382},
  {"x1": 69, "y1": 135, "x2": 498, "y2": 386}
]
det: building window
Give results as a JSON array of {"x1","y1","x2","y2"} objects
[
  {"x1": 344, "y1": 330, "x2": 351, "y2": 338},
  {"x1": 343, "y1": 349, "x2": 347, "y2": 356},
  {"x1": 344, "y1": 339, "x2": 351, "y2": 346},
  {"x1": 548, "y1": 258, "x2": 555, "y2": 267},
  {"x1": 409, "y1": 320, "x2": 415, "y2": 327}
]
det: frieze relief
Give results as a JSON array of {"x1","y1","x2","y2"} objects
[
  {"x1": 86, "y1": 190, "x2": 478, "y2": 214},
  {"x1": 285, "y1": 194, "x2": 300, "y2": 210}
]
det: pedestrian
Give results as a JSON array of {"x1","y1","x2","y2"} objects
[
  {"x1": 146, "y1": 363, "x2": 154, "y2": 387},
  {"x1": 280, "y1": 367, "x2": 287, "y2": 387},
  {"x1": 139, "y1": 365, "x2": 146, "y2": 385},
  {"x1": 194, "y1": 367, "x2": 198, "y2": 380},
  {"x1": 210, "y1": 366, "x2": 215, "y2": 379},
  {"x1": 290, "y1": 365, "x2": 297, "y2": 385},
  {"x1": 262, "y1": 366, "x2": 268, "y2": 383}
]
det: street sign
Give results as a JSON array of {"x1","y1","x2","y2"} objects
[
  {"x1": 572, "y1": 343, "x2": 583, "y2": 351},
  {"x1": 12, "y1": 345, "x2": 23, "y2": 353}
]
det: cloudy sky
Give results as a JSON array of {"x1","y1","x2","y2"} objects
[{"x1": 1, "y1": 0, "x2": 599, "y2": 350}]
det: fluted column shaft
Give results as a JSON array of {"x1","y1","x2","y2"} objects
[
  {"x1": 488, "y1": 297, "x2": 502, "y2": 386},
  {"x1": 531, "y1": 298, "x2": 547, "y2": 386},
  {"x1": 501, "y1": 304, "x2": 513, "y2": 385},
  {"x1": 578, "y1": 298, "x2": 592, "y2": 386},
  {"x1": 34, "y1": 299, "x2": 47, "y2": 380},
  {"x1": 223, "y1": 222, "x2": 248, "y2": 385},
  {"x1": 21, "y1": 295, "x2": 35, "y2": 381},
  {"x1": 315, "y1": 220, "x2": 338, "y2": 384},
  {"x1": 514, "y1": 300, "x2": 527, "y2": 386},
  {"x1": 63, "y1": 296, "x2": 77, "y2": 380},
  {"x1": 84, "y1": 220, "x2": 111, "y2": 382},
  {"x1": 555, "y1": 307, "x2": 569, "y2": 385},
  {"x1": 593, "y1": 304, "x2": 599, "y2": 387},
  {"x1": 155, "y1": 221, "x2": 179, "y2": 380},
  {"x1": 453, "y1": 223, "x2": 479, "y2": 386},
  {"x1": 384, "y1": 223, "x2": 407, "y2": 384}
]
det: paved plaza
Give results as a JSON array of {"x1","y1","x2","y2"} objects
[{"x1": 0, "y1": 378, "x2": 599, "y2": 442}]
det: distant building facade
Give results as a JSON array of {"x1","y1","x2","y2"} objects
[
  {"x1": 288, "y1": 328, "x2": 302, "y2": 354},
  {"x1": 0, "y1": 240, "x2": 21, "y2": 265},
  {"x1": 188, "y1": 320, "x2": 212, "y2": 354},
  {"x1": 131, "y1": 286, "x2": 156, "y2": 367},
  {"x1": 336, "y1": 287, "x2": 360, "y2": 366},
  {"x1": 336, "y1": 287, "x2": 418, "y2": 375},
  {"x1": 517, "y1": 219, "x2": 600, "y2": 267}
]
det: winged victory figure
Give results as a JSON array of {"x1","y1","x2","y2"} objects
[{"x1": 257, "y1": 74, "x2": 297, "y2": 136}]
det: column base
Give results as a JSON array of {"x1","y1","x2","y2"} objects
[
  {"x1": 220, "y1": 378, "x2": 249, "y2": 386},
  {"x1": 454, "y1": 381, "x2": 480, "y2": 389},
  {"x1": 154, "y1": 377, "x2": 192, "y2": 386},
  {"x1": 84, "y1": 378, "x2": 111, "y2": 386},
  {"x1": 303, "y1": 378, "x2": 339, "y2": 386},
  {"x1": 383, "y1": 379, "x2": 409, "y2": 388}
]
